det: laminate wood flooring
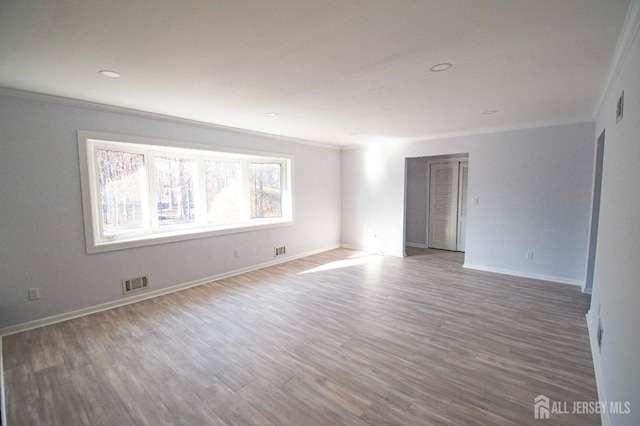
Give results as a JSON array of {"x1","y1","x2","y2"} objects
[{"x1": 3, "y1": 248, "x2": 599, "y2": 425}]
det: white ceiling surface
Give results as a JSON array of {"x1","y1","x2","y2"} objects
[{"x1": 0, "y1": 0, "x2": 631, "y2": 146}]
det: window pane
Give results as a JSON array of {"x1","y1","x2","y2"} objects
[
  {"x1": 205, "y1": 161, "x2": 241, "y2": 222},
  {"x1": 249, "y1": 163, "x2": 282, "y2": 218},
  {"x1": 97, "y1": 149, "x2": 146, "y2": 236},
  {"x1": 154, "y1": 156, "x2": 196, "y2": 225}
]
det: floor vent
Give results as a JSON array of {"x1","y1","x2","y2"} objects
[
  {"x1": 274, "y1": 246, "x2": 286, "y2": 257},
  {"x1": 122, "y1": 275, "x2": 149, "y2": 295}
]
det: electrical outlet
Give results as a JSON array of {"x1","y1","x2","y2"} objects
[
  {"x1": 28, "y1": 287, "x2": 39, "y2": 300},
  {"x1": 525, "y1": 251, "x2": 534, "y2": 260},
  {"x1": 234, "y1": 249, "x2": 239, "y2": 258}
]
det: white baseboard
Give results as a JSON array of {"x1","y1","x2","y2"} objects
[
  {"x1": 405, "y1": 242, "x2": 427, "y2": 249},
  {"x1": 0, "y1": 245, "x2": 340, "y2": 337},
  {"x1": 586, "y1": 311, "x2": 609, "y2": 426},
  {"x1": 462, "y1": 263, "x2": 584, "y2": 287}
]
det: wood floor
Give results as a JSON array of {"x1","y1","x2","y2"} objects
[{"x1": 3, "y1": 248, "x2": 599, "y2": 425}]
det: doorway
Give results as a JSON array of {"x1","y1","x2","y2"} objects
[
  {"x1": 584, "y1": 130, "x2": 605, "y2": 293},
  {"x1": 404, "y1": 155, "x2": 469, "y2": 256}
]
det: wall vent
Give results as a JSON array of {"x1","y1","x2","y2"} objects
[
  {"x1": 122, "y1": 275, "x2": 149, "y2": 294},
  {"x1": 616, "y1": 91, "x2": 624, "y2": 123},
  {"x1": 274, "y1": 246, "x2": 286, "y2": 257},
  {"x1": 597, "y1": 318, "x2": 604, "y2": 352}
]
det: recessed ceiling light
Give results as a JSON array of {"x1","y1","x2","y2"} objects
[
  {"x1": 99, "y1": 70, "x2": 122, "y2": 79},
  {"x1": 429, "y1": 63, "x2": 453, "y2": 72},
  {"x1": 482, "y1": 110, "x2": 498, "y2": 115},
  {"x1": 265, "y1": 112, "x2": 279, "y2": 117}
]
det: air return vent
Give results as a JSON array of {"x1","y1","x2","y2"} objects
[
  {"x1": 616, "y1": 91, "x2": 624, "y2": 123},
  {"x1": 122, "y1": 275, "x2": 149, "y2": 295},
  {"x1": 274, "y1": 246, "x2": 286, "y2": 257},
  {"x1": 597, "y1": 318, "x2": 604, "y2": 352}
]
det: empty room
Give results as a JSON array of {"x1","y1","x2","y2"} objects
[{"x1": 1, "y1": 1, "x2": 639, "y2": 425}]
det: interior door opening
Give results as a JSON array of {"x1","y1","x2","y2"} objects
[
  {"x1": 585, "y1": 130, "x2": 605, "y2": 293},
  {"x1": 404, "y1": 155, "x2": 469, "y2": 257}
]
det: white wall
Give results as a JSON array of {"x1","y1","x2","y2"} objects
[
  {"x1": 588, "y1": 2, "x2": 640, "y2": 423},
  {"x1": 342, "y1": 122, "x2": 595, "y2": 284},
  {"x1": 0, "y1": 94, "x2": 341, "y2": 331}
]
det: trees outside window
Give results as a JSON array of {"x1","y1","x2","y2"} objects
[
  {"x1": 97, "y1": 149, "x2": 146, "y2": 235},
  {"x1": 154, "y1": 156, "x2": 196, "y2": 225},
  {"x1": 249, "y1": 163, "x2": 282, "y2": 219}
]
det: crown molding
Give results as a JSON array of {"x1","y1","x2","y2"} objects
[
  {"x1": 0, "y1": 87, "x2": 341, "y2": 150},
  {"x1": 340, "y1": 118, "x2": 594, "y2": 150},
  {"x1": 593, "y1": 0, "x2": 640, "y2": 120},
  {"x1": 1, "y1": 87, "x2": 595, "y2": 152}
]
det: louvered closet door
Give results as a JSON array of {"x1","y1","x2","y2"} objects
[
  {"x1": 428, "y1": 162, "x2": 459, "y2": 251},
  {"x1": 457, "y1": 162, "x2": 468, "y2": 252}
]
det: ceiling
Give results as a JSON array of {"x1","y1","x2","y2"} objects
[{"x1": 0, "y1": 0, "x2": 631, "y2": 146}]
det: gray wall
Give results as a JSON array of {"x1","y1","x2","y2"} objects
[
  {"x1": 0, "y1": 95, "x2": 342, "y2": 330},
  {"x1": 588, "y1": 5, "x2": 640, "y2": 423},
  {"x1": 342, "y1": 122, "x2": 595, "y2": 284}
]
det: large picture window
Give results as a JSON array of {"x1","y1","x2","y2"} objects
[{"x1": 78, "y1": 131, "x2": 292, "y2": 253}]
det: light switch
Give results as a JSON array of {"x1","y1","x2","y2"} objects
[{"x1": 472, "y1": 197, "x2": 479, "y2": 206}]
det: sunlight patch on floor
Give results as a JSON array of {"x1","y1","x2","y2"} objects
[{"x1": 298, "y1": 253, "x2": 379, "y2": 274}]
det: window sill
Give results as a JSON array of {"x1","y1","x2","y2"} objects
[{"x1": 87, "y1": 219, "x2": 293, "y2": 254}]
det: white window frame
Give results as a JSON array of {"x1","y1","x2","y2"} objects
[{"x1": 78, "y1": 130, "x2": 293, "y2": 254}]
